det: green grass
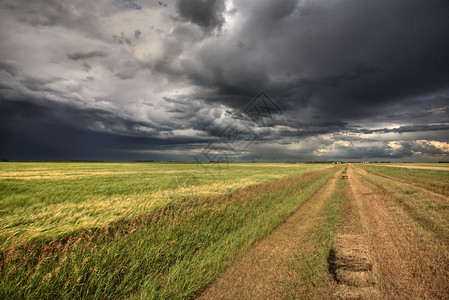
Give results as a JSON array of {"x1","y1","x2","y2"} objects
[
  {"x1": 286, "y1": 176, "x2": 345, "y2": 299},
  {"x1": 0, "y1": 162, "x2": 331, "y2": 246},
  {"x1": 0, "y1": 162, "x2": 335, "y2": 299},
  {"x1": 360, "y1": 165, "x2": 449, "y2": 196}
]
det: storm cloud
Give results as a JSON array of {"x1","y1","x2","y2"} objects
[
  {"x1": 1, "y1": 0, "x2": 449, "y2": 162},
  {"x1": 67, "y1": 51, "x2": 109, "y2": 61},
  {"x1": 175, "y1": 0, "x2": 226, "y2": 32}
]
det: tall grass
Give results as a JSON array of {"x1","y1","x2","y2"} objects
[
  {"x1": 0, "y1": 166, "x2": 335, "y2": 299},
  {"x1": 0, "y1": 162, "x2": 331, "y2": 247}
]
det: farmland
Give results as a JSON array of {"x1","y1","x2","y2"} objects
[
  {"x1": 0, "y1": 162, "x2": 330, "y2": 247},
  {"x1": 1, "y1": 162, "x2": 448, "y2": 299}
]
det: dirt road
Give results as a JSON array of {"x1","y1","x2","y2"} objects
[{"x1": 198, "y1": 171, "x2": 341, "y2": 299}]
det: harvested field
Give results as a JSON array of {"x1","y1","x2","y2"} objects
[
  {"x1": 333, "y1": 234, "x2": 373, "y2": 274},
  {"x1": 1, "y1": 162, "x2": 448, "y2": 299},
  {"x1": 199, "y1": 170, "x2": 343, "y2": 299},
  {"x1": 376, "y1": 164, "x2": 449, "y2": 171},
  {"x1": 331, "y1": 234, "x2": 379, "y2": 299},
  {"x1": 342, "y1": 165, "x2": 449, "y2": 299}
]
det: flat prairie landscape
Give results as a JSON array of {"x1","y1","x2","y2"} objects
[
  {"x1": 0, "y1": 162, "x2": 448, "y2": 299},
  {"x1": 2, "y1": 1, "x2": 449, "y2": 299}
]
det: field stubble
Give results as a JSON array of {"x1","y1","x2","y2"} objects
[
  {"x1": 341, "y1": 165, "x2": 449, "y2": 299},
  {"x1": 200, "y1": 168, "x2": 345, "y2": 299},
  {"x1": 2, "y1": 162, "x2": 447, "y2": 299}
]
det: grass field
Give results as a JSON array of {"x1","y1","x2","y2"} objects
[
  {"x1": 0, "y1": 162, "x2": 335, "y2": 299},
  {"x1": 0, "y1": 162, "x2": 330, "y2": 247},
  {"x1": 1, "y1": 162, "x2": 448, "y2": 299}
]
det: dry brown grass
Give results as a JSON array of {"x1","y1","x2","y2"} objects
[
  {"x1": 198, "y1": 170, "x2": 342, "y2": 300},
  {"x1": 341, "y1": 165, "x2": 449, "y2": 299},
  {"x1": 335, "y1": 270, "x2": 375, "y2": 288},
  {"x1": 377, "y1": 164, "x2": 449, "y2": 171},
  {"x1": 328, "y1": 169, "x2": 381, "y2": 299},
  {"x1": 333, "y1": 234, "x2": 373, "y2": 273},
  {"x1": 334, "y1": 286, "x2": 381, "y2": 300},
  {"x1": 330, "y1": 234, "x2": 378, "y2": 299}
]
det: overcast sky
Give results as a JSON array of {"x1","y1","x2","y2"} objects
[{"x1": 1, "y1": 0, "x2": 449, "y2": 162}]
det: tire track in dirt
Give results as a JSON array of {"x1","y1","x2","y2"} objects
[
  {"x1": 346, "y1": 166, "x2": 449, "y2": 299},
  {"x1": 198, "y1": 170, "x2": 342, "y2": 300}
]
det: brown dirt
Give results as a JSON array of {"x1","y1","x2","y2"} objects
[
  {"x1": 198, "y1": 171, "x2": 341, "y2": 300},
  {"x1": 344, "y1": 166, "x2": 449, "y2": 299},
  {"x1": 377, "y1": 164, "x2": 449, "y2": 171}
]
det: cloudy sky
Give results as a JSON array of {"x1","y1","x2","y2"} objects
[{"x1": 1, "y1": 0, "x2": 449, "y2": 162}]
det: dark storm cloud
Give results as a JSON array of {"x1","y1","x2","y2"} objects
[
  {"x1": 162, "y1": 97, "x2": 228, "y2": 136},
  {"x1": 1, "y1": 0, "x2": 449, "y2": 161},
  {"x1": 0, "y1": 97, "x2": 153, "y2": 137},
  {"x1": 67, "y1": 51, "x2": 109, "y2": 61},
  {"x1": 175, "y1": 0, "x2": 226, "y2": 32},
  {"x1": 353, "y1": 124, "x2": 449, "y2": 135},
  {"x1": 0, "y1": 97, "x2": 203, "y2": 161},
  {"x1": 176, "y1": 0, "x2": 449, "y2": 123}
]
